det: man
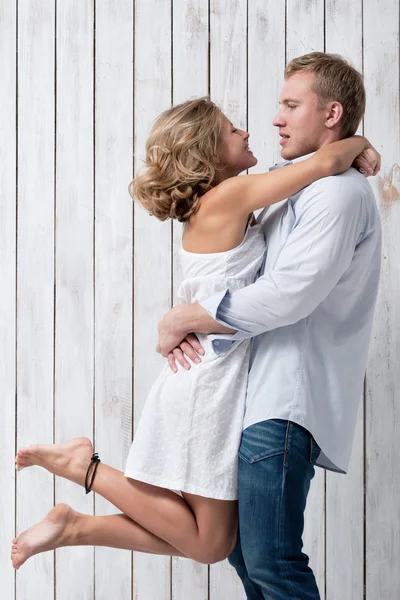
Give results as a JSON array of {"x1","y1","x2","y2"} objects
[{"x1": 157, "y1": 53, "x2": 382, "y2": 599}]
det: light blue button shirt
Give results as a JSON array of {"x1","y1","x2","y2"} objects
[{"x1": 200, "y1": 157, "x2": 382, "y2": 473}]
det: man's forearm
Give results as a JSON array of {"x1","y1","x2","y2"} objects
[{"x1": 176, "y1": 302, "x2": 236, "y2": 336}]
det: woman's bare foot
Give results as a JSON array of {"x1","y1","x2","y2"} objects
[
  {"x1": 11, "y1": 504, "x2": 78, "y2": 569},
  {"x1": 15, "y1": 437, "x2": 93, "y2": 487}
]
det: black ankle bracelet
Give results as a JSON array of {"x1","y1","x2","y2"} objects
[{"x1": 84, "y1": 453, "x2": 101, "y2": 494}]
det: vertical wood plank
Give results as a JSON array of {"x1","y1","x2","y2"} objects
[
  {"x1": 16, "y1": 2, "x2": 55, "y2": 599},
  {"x1": 133, "y1": 1, "x2": 172, "y2": 598},
  {"x1": 209, "y1": 1, "x2": 247, "y2": 596},
  {"x1": 171, "y1": 2, "x2": 209, "y2": 598},
  {"x1": 0, "y1": 1, "x2": 16, "y2": 597},
  {"x1": 54, "y1": 2, "x2": 95, "y2": 598},
  {"x1": 1, "y1": 3, "x2": 399, "y2": 600},
  {"x1": 286, "y1": 2, "x2": 325, "y2": 597},
  {"x1": 209, "y1": 0, "x2": 247, "y2": 129},
  {"x1": 248, "y1": 1, "x2": 285, "y2": 174},
  {"x1": 172, "y1": 0, "x2": 209, "y2": 104},
  {"x1": 325, "y1": 2, "x2": 364, "y2": 598},
  {"x1": 364, "y1": 0, "x2": 400, "y2": 598},
  {"x1": 94, "y1": 1, "x2": 134, "y2": 598},
  {"x1": 286, "y1": 0, "x2": 325, "y2": 59}
]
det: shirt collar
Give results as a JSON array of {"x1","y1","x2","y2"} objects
[{"x1": 269, "y1": 151, "x2": 315, "y2": 171}]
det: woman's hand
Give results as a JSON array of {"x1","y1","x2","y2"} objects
[
  {"x1": 353, "y1": 146, "x2": 381, "y2": 177},
  {"x1": 315, "y1": 136, "x2": 380, "y2": 178}
]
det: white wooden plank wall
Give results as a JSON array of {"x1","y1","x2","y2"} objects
[
  {"x1": 16, "y1": 3, "x2": 56, "y2": 600},
  {"x1": 325, "y1": 2, "x2": 365, "y2": 599},
  {"x1": 134, "y1": 1, "x2": 172, "y2": 598},
  {"x1": 55, "y1": 4, "x2": 95, "y2": 600},
  {"x1": 286, "y1": 3, "x2": 326, "y2": 594},
  {"x1": 364, "y1": 1, "x2": 400, "y2": 599},
  {"x1": 172, "y1": 2, "x2": 209, "y2": 598},
  {"x1": 94, "y1": 2, "x2": 134, "y2": 599},
  {"x1": 0, "y1": 1, "x2": 399, "y2": 598},
  {"x1": 209, "y1": 2, "x2": 247, "y2": 597},
  {"x1": 0, "y1": 2, "x2": 16, "y2": 600}
]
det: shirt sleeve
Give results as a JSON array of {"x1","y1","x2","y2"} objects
[{"x1": 199, "y1": 177, "x2": 366, "y2": 340}]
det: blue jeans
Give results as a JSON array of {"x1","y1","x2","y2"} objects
[{"x1": 228, "y1": 419, "x2": 321, "y2": 599}]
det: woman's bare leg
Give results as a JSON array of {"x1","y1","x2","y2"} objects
[
  {"x1": 15, "y1": 438, "x2": 237, "y2": 564},
  {"x1": 11, "y1": 503, "x2": 185, "y2": 570}
]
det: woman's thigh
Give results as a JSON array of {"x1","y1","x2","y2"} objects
[{"x1": 182, "y1": 492, "x2": 238, "y2": 563}]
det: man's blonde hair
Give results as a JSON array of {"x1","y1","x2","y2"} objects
[{"x1": 285, "y1": 52, "x2": 365, "y2": 138}]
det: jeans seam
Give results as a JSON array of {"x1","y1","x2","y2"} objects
[
  {"x1": 278, "y1": 425, "x2": 302, "y2": 600},
  {"x1": 283, "y1": 421, "x2": 291, "y2": 467}
]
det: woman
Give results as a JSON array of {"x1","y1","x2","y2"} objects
[{"x1": 12, "y1": 97, "x2": 379, "y2": 569}]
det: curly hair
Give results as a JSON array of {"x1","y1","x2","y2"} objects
[
  {"x1": 129, "y1": 97, "x2": 224, "y2": 223},
  {"x1": 285, "y1": 52, "x2": 366, "y2": 138}
]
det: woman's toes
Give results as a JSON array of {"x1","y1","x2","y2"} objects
[{"x1": 15, "y1": 450, "x2": 32, "y2": 471}]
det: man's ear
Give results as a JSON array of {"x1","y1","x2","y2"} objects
[{"x1": 325, "y1": 101, "x2": 343, "y2": 129}]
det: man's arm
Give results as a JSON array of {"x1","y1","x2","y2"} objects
[
  {"x1": 202, "y1": 178, "x2": 367, "y2": 335},
  {"x1": 157, "y1": 177, "x2": 367, "y2": 361},
  {"x1": 156, "y1": 298, "x2": 236, "y2": 363}
]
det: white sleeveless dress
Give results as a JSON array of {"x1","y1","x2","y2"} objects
[{"x1": 124, "y1": 223, "x2": 266, "y2": 500}]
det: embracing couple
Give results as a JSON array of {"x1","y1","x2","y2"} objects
[{"x1": 12, "y1": 52, "x2": 381, "y2": 600}]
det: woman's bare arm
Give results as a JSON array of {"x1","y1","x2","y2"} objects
[{"x1": 211, "y1": 136, "x2": 380, "y2": 217}]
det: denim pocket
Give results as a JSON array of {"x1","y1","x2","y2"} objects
[{"x1": 238, "y1": 420, "x2": 289, "y2": 465}]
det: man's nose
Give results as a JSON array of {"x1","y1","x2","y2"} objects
[
  {"x1": 242, "y1": 130, "x2": 250, "y2": 140},
  {"x1": 272, "y1": 110, "x2": 285, "y2": 127}
]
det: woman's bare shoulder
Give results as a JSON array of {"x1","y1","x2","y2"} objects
[{"x1": 182, "y1": 190, "x2": 250, "y2": 254}]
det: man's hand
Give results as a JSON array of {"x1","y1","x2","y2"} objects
[
  {"x1": 157, "y1": 302, "x2": 236, "y2": 373},
  {"x1": 156, "y1": 305, "x2": 191, "y2": 357},
  {"x1": 165, "y1": 333, "x2": 205, "y2": 374}
]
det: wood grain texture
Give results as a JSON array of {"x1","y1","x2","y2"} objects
[
  {"x1": 325, "y1": 2, "x2": 365, "y2": 598},
  {"x1": 364, "y1": 0, "x2": 400, "y2": 598},
  {"x1": 248, "y1": 0, "x2": 286, "y2": 173},
  {"x1": 286, "y1": 0, "x2": 324, "y2": 61},
  {"x1": 94, "y1": 1, "x2": 134, "y2": 598},
  {"x1": 210, "y1": 0, "x2": 247, "y2": 129},
  {"x1": 286, "y1": 2, "x2": 326, "y2": 596},
  {"x1": 0, "y1": 1, "x2": 16, "y2": 597},
  {"x1": 133, "y1": 1, "x2": 172, "y2": 598},
  {"x1": 209, "y1": 1, "x2": 247, "y2": 596},
  {"x1": 1, "y1": 1, "x2": 399, "y2": 598},
  {"x1": 171, "y1": 3, "x2": 209, "y2": 596},
  {"x1": 16, "y1": 2, "x2": 56, "y2": 599},
  {"x1": 54, "y1": 2, "x2": 95, "y2": 597}
]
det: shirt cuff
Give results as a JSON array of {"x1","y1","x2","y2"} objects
[{"x1": 199, "y1": 290, "x2": 250, "y2": 356}]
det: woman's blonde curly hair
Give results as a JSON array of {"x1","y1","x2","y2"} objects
[{"x1": 129, "y1": 97, "x2": 224, "y2": 223}]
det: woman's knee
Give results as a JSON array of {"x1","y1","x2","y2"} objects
[
  {"x1": 194, "y1": 546, "x2": 230, "y2": 565},
  {"x1": 192, "y1": 533, "x2": 237, "y2": 565}
]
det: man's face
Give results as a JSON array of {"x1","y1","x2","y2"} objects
[{"x1": 273, "y1": 73, "x2": 330, "y2": 160}]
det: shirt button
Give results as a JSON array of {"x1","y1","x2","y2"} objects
[{"x1": 214, "y1": 341, "x2": 220, "y2": 346}]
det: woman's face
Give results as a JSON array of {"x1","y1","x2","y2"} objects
[{"x1": 217, "y1": 116, "x2": 258, "y2": 178}]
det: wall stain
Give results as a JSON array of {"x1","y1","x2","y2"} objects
[
  {"x1": 185, "y1": 5, "x2": 206, "y2": 38},
  {"x1": 257, "y1": 12, "x2": 269, "y2": 41},
  {"x1": 378, "y1": 163, "x2": 400, "y2": 204}
]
